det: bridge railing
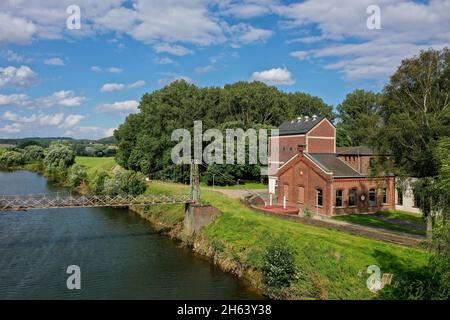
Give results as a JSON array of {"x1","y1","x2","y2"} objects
[{"x1": 0, "y1": 194, "x2": 193, "y2": 211}]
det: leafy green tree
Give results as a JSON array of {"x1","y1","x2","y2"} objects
[
  {"x1": 336, "y1": 89, "x2": 381, "y2": 146},
  {"x1": 67, "y1": 164, "x2": 87, "y2": 188},
  {"x1": 103, "y1": 170, "x2": 147, "y2": 196},
  {"x1": 374, "y1": 48, "x2": 450, "y2": 237},
  {"x1": 89, "y1": 171, "x2": 110, "y2": 195},
  {"x1": 0, "y1": 150, "x2": 25, "y2": 166},
  {"x1": 44, "y1": 143, "x2": 75, "y2": 169},
  {"x1": 286, "y1": 92, "x2": 334, "y2": 120},
  {"x1": 23, "y1": 145, "x2": 45, "y2": 163}
]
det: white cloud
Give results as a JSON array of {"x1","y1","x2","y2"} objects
[
  {"x1": 251, "y1": 67, "x2": 295, "y2": 85},
  {"x1": 155, "y1": 57, "x2": 176, "y2": 65},
  {"x1": 0, "y1": 94, "x2": 29, "y2": 106},
  {"x1": 107, "y1": 67, "x2": 122, "y2": 73},
  {"x1": 0, "y1": 123, "x2": 22, "y2": 133},
  {"x1": 194, "y1": 65, "x2": 215, "y2": 74},
  {"x1": 35, "y1": 90, "x2": 86, "y2": 108},
  {"x1": 0, "y1": 65, "x2": 38, "y2": 88},
  {"x1": 127, "y1": 80, "x2": 146, "y2": 89},
  {"x1": 228, "y1": 23, "x2": 273, "y2": 45},
  {"x1": 60, "y1": 114, "x2": 85, "y2": 128},
  {"x1": 96, "y1": 100, "x2": 139, "y2": 114},
  {"x1": 1, "y1": 110, "x2": 85, "y2": 129},
  {"x1": 0, "y1": 12, "x2": 36, "y2": 44},
  {"x1": 44, "y1": 57, "x2": 65, "y2": 66},
  {"x1": 101, "y1": 83, "x2": 126, "y2": 93},
  {"x1": 91, "y1": 66, "x2": 102, "y2": 72},
  {"x1": 154, "y1": 43, "x2": 193, "y2": 56},
  {"x1": 65, "y1": 126, "x2": 116, "y2": 139},
  {"x1": 101, "y1": 80, "x2": 146, "y2": 92},
  {"x1": 1, "y1": 50, "x2": 29, "y2": 63},
  {"x1": 290, "y1": 51, "x2": 308, "y2": 60},
  {"x1": 277, "y1": 0, "x2": 450, "y2": 81}
]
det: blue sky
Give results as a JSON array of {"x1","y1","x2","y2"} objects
[{"x1": 0, "y1": 0, "x2": 449, "y2": 139}]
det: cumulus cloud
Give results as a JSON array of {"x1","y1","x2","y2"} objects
[
  {"x1": 154, "y1": 43, "x2": 193, "y2": 56},
  {"x1": 227, "y1": 23, "x2": 273, "y2": 46},
  {"x1": 44, "y1": 57, "x2": 65, "y2": 66},
  {"x1": 65, "y1": 126, "x2": 117, "y2": 139},
  {"x1": 0, "y1": 65, "x2": 38, "y2": 88},
  {"x1": 0, "y1": 110, "x2": 85, "y2": 131},
  {"x1": 35, "y1": 90, "x2": 86, "y2": 108},
  {"x1": 90, "y1": 66, "x2": 122, "y2": 73},
  {"x1": 101, "y1": 80, "x2": 146, "y2": 92},
  {"x1": 95, "y1": 100, "x2": 140, "y2": 114},
  {"x1": 251, "y1": 67, "x2": 295, "y2": 85},
  {"x1": 1, "y1": 50, "x2": 29, "y2": 63},
  {"x1": 155, "y1": 57, "x2": 176, "y2": 65},
  {"x1": 0, "y1": 94, "x2": 29, "y2": 106},
  {"x1": 0, "y1": 12, "x2": 36, "y2": 43},
  {"x1": 101, "y1": 83, "x2": 126, "y2": 93},
  {"x1": 290, "y1": 51, "x2": 308, "y2": 60},
  {"x1": 276, "y1": 0, "x2": 450, "y2": 80}
]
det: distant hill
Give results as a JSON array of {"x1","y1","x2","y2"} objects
[
  {"x1": 96, "y1": 136, "x2": 117, "y2": 145},
  {"x1": 0, "y1": 136, "x2": 116, "y2": 148}
]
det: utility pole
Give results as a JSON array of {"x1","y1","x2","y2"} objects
[{"x1": 190, "y1": 160, "x2": 200, "y2": 203}]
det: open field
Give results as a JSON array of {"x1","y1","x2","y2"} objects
[
  {"x1": 146, "y1": 181, "x2": 429, "y2": 299},
  {"x1": 75, "y1": 156, "x2": 116, "y2": 175},
  {"x1": 333, "y1": 210, "x2": 425, "y2": 236}
]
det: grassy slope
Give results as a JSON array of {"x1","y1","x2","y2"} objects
[
  {"x1": 147, "y1": 181, "x2": 429, "y2": 300},
  {"x1": 333, "y1": 211, "x2": 425, "y2": 236},
  {"x1": 201, "y1": 182, "x2": 267, "y2": 190},
  {"x1": 75, "y1": 156, "x2": 116, "y2": 176},
  {"x1": 74, "y1": 158, "x2": 429, "y2": 299}
]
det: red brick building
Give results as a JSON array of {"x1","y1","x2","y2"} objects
[{"x1": 268, "y1": 116, "x2": 394, "y2": 216}]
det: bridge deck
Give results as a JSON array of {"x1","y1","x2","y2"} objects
[{"x1": 0, "y1": 194, "x2": 193, "y2": 211}]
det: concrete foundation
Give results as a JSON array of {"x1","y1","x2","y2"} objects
[{"x1": 184, "y1": 204, "x2": 222, "y2": 236}]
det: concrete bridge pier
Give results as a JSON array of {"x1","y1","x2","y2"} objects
[{"x1": 183, "y1": 203, "x2": 221, "y2": 236}]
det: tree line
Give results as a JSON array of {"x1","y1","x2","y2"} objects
[{"x1": 0, "y1": 142, "x2": 146, "y2": 197}]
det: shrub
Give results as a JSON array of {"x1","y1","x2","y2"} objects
[
  {"x1": 0, "y1": 150, "x2": 25, "y2": 167},
  {"x1": 44, "y1": 143, "x2": 75, "y2": 169},
  {"x1": 261, "y1": 238, "x2": 298, "y2": 298},
  {"x1": 67, "y1": 164, "x2": 88, "y2": 188},
  {"x1": 23, "y1": 145, "x2": 45, "y2": 163},
  {"x1": 103, "y1": 170, "x2": 147, "y2": 196},
  {"x1": 89, "y1": 171, "x2": 109, "y2": 195}
]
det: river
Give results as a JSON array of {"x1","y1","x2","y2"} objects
[{"x1": 0, "y1": 170, "x2": 259, "y2": 299}]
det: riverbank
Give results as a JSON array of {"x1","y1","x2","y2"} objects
[
  {"x1": 130, "y1": 180, "x2": 430, "y2": 300},
  {"x1": 1, "y1": 156, "x2": 431, "y2": 299}
]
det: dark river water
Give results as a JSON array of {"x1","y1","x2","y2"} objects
[{"x1": 0, "y1": 170, "x2": 259, "y2": 299}]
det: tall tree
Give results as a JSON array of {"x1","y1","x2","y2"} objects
[
  {"x1": 336, "y1": 89, "x2": 381, "y2": 146},
  {"x1": 285, "y1": 92, "x2": 334, "y2": 120},
  {"x1": 375, "y1": 48, "x2": 450, "y2": 236}
]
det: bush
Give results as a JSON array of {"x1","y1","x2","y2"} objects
[
  {"x1": 89, "y1": 171, "x2": 109, "y2": 195},
  {"x1": 261, "y1": 238, "x2": 298, "y2": 298},
  {"x1": 23, "y1": 145, "x2": 45, "y2": 163},
  {"x1": 103, "y1": 170, "x2": 147, "y2": 196},
  {"x1": 67, "y1": 164, "x2": 87, "y2": 188},
  {"x1": 44, "y1": 143, "x2": 75, "y2": 169},
  {"x1": 0, "y1": 150, "x2": 25, "y2": 167}
]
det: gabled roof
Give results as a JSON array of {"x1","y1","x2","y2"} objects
[
  {"x1": 276, "y1": 116, "x2": 328, "y2": 136},
  {"x1": 308, "y1": 153, "x2": 363, "y2": 178},
  {"x1": 336, "y1": 146, "x2": 375, "y2": 156}
]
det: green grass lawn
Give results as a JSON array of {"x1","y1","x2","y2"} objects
[
  {"x1": 75, "y1": 156, "x2": 117, "y2": 175},
  {"x1": 146, "y1": 181, "x2": 429, "y2": 299},
  {"x1": 333, "y1": 210, "x2": 425, "y2": 236}
]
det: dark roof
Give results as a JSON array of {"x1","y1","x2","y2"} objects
[
  {"x1": 336, "y1": 146, "x2": 375, "y2": 156},
  {"x1": 277, "y1": 116, "x2": 327, "y2": 136},
  {"x1": 308, "y1": 153, "x2": 363, "y2": 178}
]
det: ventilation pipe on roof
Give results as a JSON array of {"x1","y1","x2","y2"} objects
[
  {"x1": 312, "y1": 114, "x2": 317, "y2": 121},
  {"x1": 296, "y1": 116, "x2": 302, "y2": 123},
  {"x1": 304, "y1": 116, "x2": 309, "y2": 122}
]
